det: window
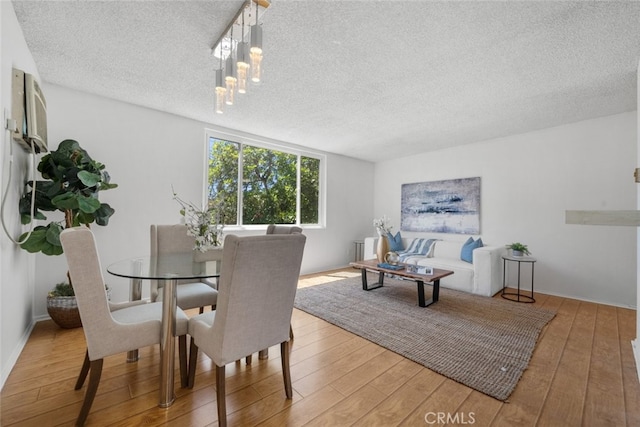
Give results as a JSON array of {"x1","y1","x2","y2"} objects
[{"x1": 206, "y1": 131, "x2": 323, "y2": 227}]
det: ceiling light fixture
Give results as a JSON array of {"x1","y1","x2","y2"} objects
[
  {"x1": 215, "y1": 56, "x2": 226, "y2": 114},
  {"x1": 250, "y1": 1, "x2": 263, "y2": 83},
  {"x1": 237, "y1": 12, "x2": 250, "y2": 94},
  {"x1": 211, "y1": 0, "x2": 270, "y2": 114},
  {"x1": 224, "y1": 28, "x2": 237, "y2": 105}
]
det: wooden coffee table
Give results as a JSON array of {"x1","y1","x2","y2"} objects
[{"x1": 349, "y1": 259, "x2": 454, "y2": 307}]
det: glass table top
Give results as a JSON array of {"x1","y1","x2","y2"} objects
[{"x1": 107, "y1": 253, "x2": 221, "y2": 280}]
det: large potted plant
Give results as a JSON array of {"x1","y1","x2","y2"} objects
[{"x1": 19, "y1": 139, "x2": 117, "y2": 328}]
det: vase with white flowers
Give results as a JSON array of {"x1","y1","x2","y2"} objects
[
  {"x1": 173, "y1": 190, "x2": 225, "y2": 260},
  {"x1": 373, "y1": 215, "x2": 393, "y2": 262},
  {"x1": 373, "y1": 215, "x2": 393, "y2": 236}
]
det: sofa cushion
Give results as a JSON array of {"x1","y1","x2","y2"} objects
[
  {"x1": 431, "y1": 240, "x2": 463, "y2": 259},
  {"x1": 386, "y1": 231, "x2": 404, "y2": 252},
  {"x1": 461, "y1": 237, "x2": 484, "y2": 263}
]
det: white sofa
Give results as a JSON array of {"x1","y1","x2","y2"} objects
[{"x1": 363, "y1": 236, "x2": 505, "y2": 297}]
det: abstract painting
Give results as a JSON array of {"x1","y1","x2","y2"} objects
[{"x1": 401, "y1": 177, "x2": 480, "y2": 234}]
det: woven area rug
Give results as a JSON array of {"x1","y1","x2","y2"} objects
[{"x1": 294, "y1": 274, "x2": 556, "y2": 401}]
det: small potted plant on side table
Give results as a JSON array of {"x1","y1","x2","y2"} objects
[{"x1": 506, "y1": 242, "x2": 530, "y2": 257}]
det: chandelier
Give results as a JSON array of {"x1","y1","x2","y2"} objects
[{"x1": 213, "y1": 0, "x2": 270, "y2": 114}]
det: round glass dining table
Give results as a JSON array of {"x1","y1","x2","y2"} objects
[{"x1": 107, "y1": 253, "x2": 220, "y2": 408}]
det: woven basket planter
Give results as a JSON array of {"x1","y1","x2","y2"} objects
[{"x1": 47, "y1": 295, "x2": 82, "y2": 329}]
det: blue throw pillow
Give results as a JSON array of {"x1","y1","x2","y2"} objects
[
  {"x1": 386, "y1": 231, "x2": 404, "y2": 252},
  {"x1": 461, "y1": 237, "x2": 483, "y2": 263}
]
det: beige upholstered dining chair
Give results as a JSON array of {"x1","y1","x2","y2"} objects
[
  {"x1": 250, "y1": 224, "x2": 302, "y2": 361},
  {"x1": 150, "y1": 224, "x2": 218, "y2": 313},
  {"x1": 60, "y1": 227, "x2": 190, "y2": 426},
  {"x1": 266, "y1": 224, "x2": 302, "y2": 235},
  {"x1": 187, "y1": 233, "x2": 306, "y2": 427}
]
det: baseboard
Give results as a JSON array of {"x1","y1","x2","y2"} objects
[
  {"x1": 1, "y1": 318, "x2": 36, "y2": 390},
  {"x1": 533, "y1": 289, "x2": 636, "y2": 310},
  {"x1": 632, "y1": 340, "x2": 640, "y2": 384}
]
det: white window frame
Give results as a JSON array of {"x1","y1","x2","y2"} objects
[{"x1": 203, "y1": 128, "x2": 326, "y2": 231}]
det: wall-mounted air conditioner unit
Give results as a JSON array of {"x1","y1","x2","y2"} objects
[{"x1": 11, "y1": 68, "x2": 48, "y2": 153}]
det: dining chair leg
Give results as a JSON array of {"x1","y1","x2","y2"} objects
[
  {"x1": 280, "y1": 341, "x2": 293, "y2": 399},
  {"x1": 216, "y1": 365, "x2": 227, "y2": 427},
  {"x1": 179, "y1": 335, "x2": 188, "y2": 388},
  {"x1": 290, "y1": 324, "x2": 294, "y2": 340},
  {"x1": 76, "y1": 358, "x2": 103, "y2": 426},
  {"x1": 75, "y1": 350, "x2": 90, "y2": 390},
  {"x1": 187, "y1": 338, "x2": 199, "y2": 389}
]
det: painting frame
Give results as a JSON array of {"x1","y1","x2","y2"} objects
[{"x1": 401, "y1": 177, "x2": 481, "y2": 234}]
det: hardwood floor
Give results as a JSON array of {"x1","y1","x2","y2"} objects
[{"x1": 1, "y1": 268, "x2": 639, "y2": 426}]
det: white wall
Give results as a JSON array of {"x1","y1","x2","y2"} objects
[
  {"x1": 635, "y1": 60, "x2": 640, "y2": 378},
  {"x1": 33, "y1": 84, "x2": 375, "y2": 313},
  {"x1": 0, "y1": 1, "x2": 40, "y2": 388},
  {"x1": 374, "y1": 112, "x2": 637, "y2": 308}
]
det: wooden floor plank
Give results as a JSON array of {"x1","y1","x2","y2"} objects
[
  {"x1": 583, "y1": 304, "x2": 628, "y2": 426},
  {"x1": 257, "y1": 385, "x2": 345, "y2": 426},
  {"x1": 329, "y1": 349, "x2": 404, "y2": 396},
  {"x1": 537, "y1": 301, "x2": 596, "y2": 425},
  {"x1": 303, "y1": 384, "x2": 387, "y2": 426},
  {"x1": 447, "y1": 391, "x2": 503, "y2": 427},
  {"x1": 618, "y1": 306, "x2": 640, "y2": 427},
  {"x1": 400, "y1": 379, "x2": 473, "y2": 426},
  {"x1": 352, "y1": 368, "x2": 446, "y2": 426},
  {"x1": 367, "y1": 358, "x2": 423, "y2": 397},
  {"x1": 292, "y1": 341, "x2": 385, "y2": 397},
  {"x1": 490, "y1": 296, "x2": 577, "y2": 426}
]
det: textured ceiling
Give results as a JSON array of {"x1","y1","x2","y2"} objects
[{"x1": 11, "y1": 0, "x2": 640, "y2": 162}]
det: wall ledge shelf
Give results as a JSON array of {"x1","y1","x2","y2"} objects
[{"x1": 565, "y1": 210, "x2": 640, "y2": 227}]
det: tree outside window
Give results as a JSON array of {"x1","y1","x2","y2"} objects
[
  {"x1": 207, "y1": 135, "x2": 321, "y2": 226},
  {"x1": 208, "y1": 138, "x2": 238, "y2": 224}
]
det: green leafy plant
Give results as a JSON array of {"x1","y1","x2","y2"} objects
[
  {"x1": 48, "y1": 282, "x2": 75, "y2": 297},
  {"x1": 506, "y1": 242, "x2": 530, "y2": 255},
  {"x1": 18, "y1": 139, "x2": 118, "y2": 256}
]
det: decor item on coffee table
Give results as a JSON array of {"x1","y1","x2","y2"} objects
[
  {"x1": 384, "y1": 251, "x2": 400, "y2": 264},
  {"x1": 375, "y1": 235, "x2": 389, "y2": 263},
  {"x1": 294, "y1": 275, "x2": 555, "y2": 401},
  {"x1": 373, "y1": 215, "x2": 392, "y2": 262}
]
